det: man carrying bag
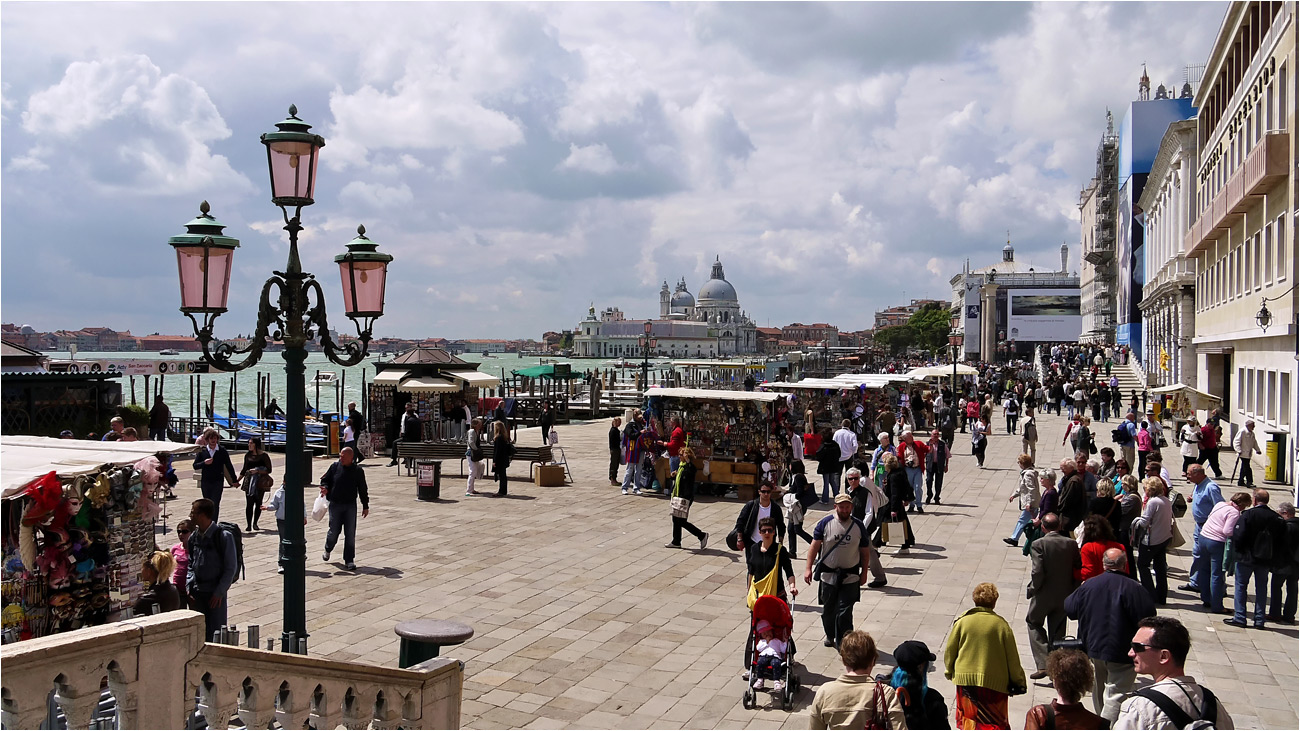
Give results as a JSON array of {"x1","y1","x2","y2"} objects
[{"x1": 804, "y1": 494, "x2": 872, "y2": 649}]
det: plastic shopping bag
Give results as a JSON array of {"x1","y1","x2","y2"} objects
[{"x1": 311, "y1": 495, "x2": 330, "y2": 522}]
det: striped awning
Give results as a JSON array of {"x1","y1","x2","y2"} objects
[
  {"x1": 372, "y1": 369, "x2": 408, "y2": 386},
  {"x1": 446, "y1": 370, "x2": 501, "y2": 388},
  {"x1": 397, "y1": 375, "x2": 460, "y2": 393}
]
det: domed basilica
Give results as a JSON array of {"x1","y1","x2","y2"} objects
[{"x1": 573, "y1": 257, "x2": 758, "y2": 358}]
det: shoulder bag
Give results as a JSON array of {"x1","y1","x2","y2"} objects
[
  {"x1": 670, "y1": 470, "x2": 691, "y2": 519},
  {"x1": 863, "y1": 680, "x2": 890, "y2": 730},
  {"x1": 746, "y1": 547, "x2": 782, "y2": 609}
]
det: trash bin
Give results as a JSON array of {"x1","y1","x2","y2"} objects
[
  {"x1": 1265, "y1": 432, "x2": 1287, "y2": 483},
  {"x1": 416, "y1": 459, "x2": 441, "y2": 501}
]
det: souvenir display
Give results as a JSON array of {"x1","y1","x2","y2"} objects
[{"x1": 1, "y1": 461, "x2": 167, "y2": 643}]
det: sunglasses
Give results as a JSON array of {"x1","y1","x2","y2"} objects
[
  {"x1": 760, "y1": 489, "x2": 773, "y2": 494},
  {"x1": 759, "y1": 528, "x2": 775, "y2": 534},
  {"x1": 1130, "y1": 641, "x2": 1164, "y2": 655},
  {"x1": 178, "y1": 530, "x2": 192, "y2": 536}
]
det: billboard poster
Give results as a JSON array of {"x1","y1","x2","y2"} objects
[
  {"x1": 1007, "y1": 289, "x2": 1082, "y2": 342},
  {"x1": 49, "y1": 359, "x2": 211, "y2": 375}
]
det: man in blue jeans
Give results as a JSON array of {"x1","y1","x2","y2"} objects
[
  {"x1": 1226, "y1": 489, "x2": 1286, "y2": 628},
  {"x1": 1177, "y1": 464, "x2": 1223, "y2": 595},
  {"x1": 320, "y1": 447, "x2": 370, "y2": 572}
]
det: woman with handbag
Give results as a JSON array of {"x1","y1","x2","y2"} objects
[
  {"x1": 465, "y1": 417, "x2": 485, "y2": 496},
  {"x1": 746, "y1": 517, "x2": 797, "y2": 604},
  {"x1": 809, "y1": 630, "x2": 906, "y2": 729},
  {"x1": 239, "y1": 437, "x2": 273, "y2": 533},
  {"x1": 944, "y1": 583, "x2": 1027, "y2": 730},
  {"x1": 1136, "y1": 476, "x2": 1174, "y2": 604},
  {"x1": 882, "y1": 453, "x2": 914, "y2": 552},
  {"x1": 971, "y1": 417, "x2": 989, "y2": 469},
  {"x1": 491, "y1": 421, "x2": 513, "y2": 497},
  {"x1": 667, "y1": 447, "x2": 708, "y2": 550}
]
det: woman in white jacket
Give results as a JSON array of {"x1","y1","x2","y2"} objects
[
  {"x1": 1004, "y1": 453, "x2": 1041, "y2": 547},
  {"x1": 1179, "y1": 417, "x2": 1201, "y2": 474}
]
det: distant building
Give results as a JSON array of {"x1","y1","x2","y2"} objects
[
  {"x1": 873, "y1": 300, "x2": 945, "y2": 330},
  {"x1": 951, "y1": 239, "x2": 1080, "y2": 362},
  {"x1": 780, "y1": 323, "x2": 838, "y2": 347}
]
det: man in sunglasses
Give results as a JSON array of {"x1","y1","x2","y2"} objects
[
  {"x1": 1064, "y1": 548, "x2": 1154, "y2": 724},
  {"x1": 1114, "y1": 616, "x2": 1233, "y2": 729}
]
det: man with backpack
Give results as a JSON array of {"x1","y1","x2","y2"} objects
[
  {"x1": 1114, "y1": 413, "x2": 1138, "y2": 471},
  {"x1": 1114, "y1": 616, "x2": 1232, "y2": 729},
  {"x1": 1021, "y1": 411, "x2": 1039, "y2": 466},
  {"x1": 186, "y1": 498, "x2": 240, "y2": 641},
  {"x1": 1225, "y1": 489, "x2": 1287, "y2": 629}
]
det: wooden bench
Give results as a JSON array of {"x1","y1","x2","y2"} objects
[{"x1": 395, "y1": 442, "x2": 552, "y2": 477}]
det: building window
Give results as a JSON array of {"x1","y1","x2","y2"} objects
[
  {"x1": 1267, "y1": 371, "x2": 1277, "y2": 422},
  {"x1": 1280, "y1": 64, "x2": 1288, "y2": 133},
  {"x1": 1276, "y1": 214, "x2": 1287, "y2": 282},
  {"x1": 1239, "y1": 368, "x2": 1248, "y2": 413},
  {"x1": 1281, "y1": 372, "x2": 1291, "y2": 426},
  {"x1": 1256, "y1": 370, "x2": 1266, "y2": 419},
  {"x1": 1264, "y1": 222, "x2": 1274, "y2": 285},
  {"x1": 1245, "y1": 367, "x2": 1255, "y2": 415}
]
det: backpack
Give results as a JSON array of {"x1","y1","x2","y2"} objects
[
  {"x1": 1135, "y1": 684, "x2": 1220, "y2": 729},
  {"x1": 1250, "y1": 517, "x2": 1281, "y2": 564},
  {"x1": 1112, "y1": 425, "x2": 1132, "y2": 445},
  {"x1": 1023, "y1": 420, "x2": 1038, "y2": 442},
  {"x1": 213, "y1": 522, "x2": 246, "y2": 582}
]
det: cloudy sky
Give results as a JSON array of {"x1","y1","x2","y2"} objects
[{"x1": 1, "y1": 2, "x2": 1224, "y2": 340}]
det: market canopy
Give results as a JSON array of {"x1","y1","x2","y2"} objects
[
  {"x1": 643, "y1": 387, "x2": 782, "y2": 402},
  {"x1": 1, "y1": 436, "x2": 201, "y2": 499},
  {"x1": 371, "y1": 369, "x2": 408, "y2": 385},
  {"x1": 671, "y1": 360, "x2": 765, "y2": 369},
  {"x1": 396, "y1": 375, "x2": 460, "y2": 394},
  {"x1": 1150, "y1": 383, "x2": 1223, "y2": 410},
  {"x1": 445, "y1": 370, "x2": 501, "y2": 388},
  {"x1": 904, "y1": 364, "x2": 979, "y2": 379}
]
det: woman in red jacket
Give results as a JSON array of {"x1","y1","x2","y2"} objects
[{"x1": 1075, "y1": 515, "x2": 1126, "y2": 582}]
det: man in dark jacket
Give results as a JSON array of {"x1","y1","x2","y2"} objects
[
  {"x1": 620, "y1": 410, "x2": 644, "y2": 494},
  {"x1": 388, "y1": 402, "x2": 423, "y2": 467},
  {"x1": 735, "y1": 484, "x2": 784, "y2": 551},
  {"x1": 607, "y1": 417, "x2": 622, "y2": 486},
  {"x1": 192, "y1": 428, "x2": 237, "y2": 521},
  {"x1": 1065, "y1": 548, "x2": 1156, "y2": 723},
  {"x1": 320, "y1": 448, "x2": 369, "y2": 571},
  {"x1": 1056, "y1": 458, "x2": 1087, "y2": 533},
  {"x1": 1269, "y1": 501, "x2": 1297, "y2": 625},
  {"x1": 1226, "y1": 489, "x2": 1288, "y2": 628},
  {"x1": 1027, "y1": 513, "x2": 1081, "y2": 679},
  {"x1": 186, "y1": 498, "x2": 238, "y2": 641}
]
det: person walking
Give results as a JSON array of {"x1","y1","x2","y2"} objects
[
  {"x1": 1134, "y1": 477, "x2": 1173, "y2": 604},
  {"x1": 620, "y1": 409, "x2": 644, "y2": 495},
  {"x1": 1025, "y1": 513, "x2": 1081, "y2": 681},
  {"x1": 733, "y1": 482, "x2": 785, "y2": 552},
  {"x1": 808, "y1": 631, "x2": 906, "y2": 729},
  {"x1": 1064, "y1": 548, "x2": 1155, "y2": 723},
  {"x1": 1198, "y1": 491, "x2": 1252, "y2": 613},
  {"x1": 148, "y1": 394, "x2": 170, "y2": 441},
  {"x1": 1005, "y1": 455, "x2": 1041, "y2": 547},
  {"x1": 1022, "y1": 649, "x2": 1108, "y2": 730},
  {"x1": 1114, "y1": 617, "x2": 1233, "y2": 729},
  {"x1": 387, "y1": 402, "x2": 422, "y2": 468},
  {"x1": 1233, "y1": 419, "x2": 1262, "y2": 488},
  {"x1": 882, "y1": 453, "x2": 915, "y2": 552},
  {"x1": 815, "y1": 427, "x2": 843, "y2": 503},
  {"x1": 1225, "y1": 488, "x2": 1288, "y2": 629},
  {"x1": 945, "y1": 582, "x2": 1027, "y2": 730},
  {"x1": 783, "y1": 461, "x2": 818, "y2": 558},
  {"x1": 238, "y1": 436, "x2": 272, "y2": 533},
  {"x1": 897, "y1": 430, "x2": 928, "y2": 513},
  {"x1": 745, "y1": 516, "x2": 797, "y2": 603},
  {"x1": 659, "y1": 417, "x2": 685, "y2": 477},
  {"x1": 971, "y1": 416, "x2": 989, "y2": 469},
  {"x1": 666, "y1": 446, "x2": 708, "y2": 550},
  {"x1": 1178, "y1": 417, "x2": 1201, "y2": 473},
  {"x1": 924, "y1": 429, "x2": 949, "y2": 505},
  {"x1": 1268, "y1": 501, "x2": 1298, "y2": 625},
  {"x1": 185, "y1": 498, "x2": 238, "y2": 641},
  {"x1": 1020, "y1": 411, "x2": 1038, "y2": 466},
  {"x1": 1198, "y1": 419, "x2": 1223, "y2": 479},
  {"x1": 607, "y1": 416, "x2": 622, "y2": 486},
  {"x1": 1179, "y1": 463, "x2": 1224, "y2": 597},
  {"x1": 491, "y1": 420, "x2": 514, "y2": 497},
  {"x1": 1055, "y1": 458, "x2": 1087, "y2": 534},
  {"x1": 804, "y1": 494, "x2": 872, "y2": 648},
  {"x1": 843, "y1": 468, "x2": 887, "y2": 588},
  {"x1": 465, "y1": 417, "x2": 485, "y2": 496},
  {"x1": 1004, "y1": 394, "x2": 1019, "y2": 435},
  {"x1": 832, "y1": 419, "x2": 859, "y2": 497},
  {"x1": 538, "y1": 400, "x2": 555, "y2": 446},
  {"x1": 320, "y1": 447, "x2": 369, "y2": 571},
  {"x1": 192, "y1": 428, "x2": 237, "y2": 521}
]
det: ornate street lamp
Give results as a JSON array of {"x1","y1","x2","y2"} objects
[
  {"x1": 1256, "y1": 299, "x2": 1273, "y2": 332},
  {"x1": 640, "y1": 320, "x2": 657, "y2": 390},
  {"x1": 170, "y1": 106, "x2": 393, "y2": 653},
  {"x1": 948, "y1": 328, "x2": 963, "y2": 395}
]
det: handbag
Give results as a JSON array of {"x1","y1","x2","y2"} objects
[
  {"x1": 882, "y1": 520, "x2": 908, "y2": 544},
  {"x1": 863, "y1": 680, "x2": 890, "y2": 730},
  {"x1": 746, "y1": 552, "x2": 782, "y2": 609},
  {"x1": 670, "y1": 497, "x2": 691, "y2": 519},
  {"x1": 1169, "y1": 519, "x2": 1187, "y2": 549},
  {"x1": 257, "y1": 473, "x2": 274, "y2": 491}
]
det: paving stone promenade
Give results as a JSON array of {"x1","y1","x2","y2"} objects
[{"x1": 199, "y1": 405, "x2": 1298, "y2": 729}]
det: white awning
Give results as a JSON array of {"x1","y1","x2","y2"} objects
[
  {"x1": 372, "y1": 369, "x2": 408, "y2": 386},
  {"x1": 397, "y1": 375, "x2": 460, "y2": 393},
  {"x1": 1, "y1": 436, "x2": 201, "y2": 498},
  {"x1": 643, "y1": 387, "x2": 782, "y2": 402},
  {"x1": 446, "y1": 370, "x2": 501, "y2": 388}
]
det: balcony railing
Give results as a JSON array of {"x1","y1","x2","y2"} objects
[
  {"x1": 1143, "y1": 255, "x2": 1197, "y2": 299},
  {"x1": 1187, "y1": 131, "x2": 1290, "y2": 256},
  {"x1": 0, "y1": 612, "x2": 463, "y2": 730}
]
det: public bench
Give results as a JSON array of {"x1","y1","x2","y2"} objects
[{"x1": 395, "y1": 442, "x2": 552, "y2": 477}]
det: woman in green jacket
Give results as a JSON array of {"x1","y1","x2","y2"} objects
[{"x1": 944, "y1": 582, "x2": 1026, "y2": 729}]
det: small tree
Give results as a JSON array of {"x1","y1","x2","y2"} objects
[
  {"x1": 907, "y1": 303, "x2": 951, "y2": 355},
  {"x1": 874, "y1": 325, "x2": 915, "y2": 355}
]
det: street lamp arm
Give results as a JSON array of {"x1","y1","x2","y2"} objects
[
  {"x1": 303, "y1": 277, "x2": 371, "y2": 367},
  {"x1": 185, "y1": 276, "x2": 287, "y2": 372}
]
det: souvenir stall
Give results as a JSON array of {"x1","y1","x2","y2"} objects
[
  {"x1": 761, "y1": 374, "x2": 914, "y2": 446},
  {"x1": 643, "y1": 387, "x2": 783, "y2": 499},
  {"x1": 367, "y1": 347, "x2": 501, "y2": 455},
  {"x1": 1, "y1": 436, "x2": 199, "y2": 643}
]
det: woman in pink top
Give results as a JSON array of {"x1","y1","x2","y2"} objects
[
  {"x1": 1135, "y1": 422, "x2": 1154, "y2": 474},
  {"x1": 171, "y1": 520, "x2": 193, "y2": 610},
  {"x1": 1196, "y1": 492, "x2": 1253, "y2": 613}
]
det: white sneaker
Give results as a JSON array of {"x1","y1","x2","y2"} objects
[
  {"x1": 621, "y1": 488, "x2": 629, "y2": 495},
  {"x1": 772, "y1": 680, "x2": 785, "y2": 693},
  {"x1": 633, "y1": 488, "x2": 642, "y2": 495},
  {"x1": 752, "y1": 678, "x2": 765, "y2": 691},
  {"x1": 322, "y1": 550, "x2": 330, "y2": 562}
]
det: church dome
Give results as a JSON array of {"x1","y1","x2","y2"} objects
[
  {"x1": 698, "y1": 256, "x2": 738, "y2": 302},
  {"x1": 670, "y1": 289, "x2": 695, "y2": 308}
]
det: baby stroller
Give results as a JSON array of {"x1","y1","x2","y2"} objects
[{"x1": 743, "y1": 594, "x2": 800, "y2": 711}]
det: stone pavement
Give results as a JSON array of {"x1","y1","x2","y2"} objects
[{"x1": 176, "y1": 405, "x2": 1299, "y2": 729}]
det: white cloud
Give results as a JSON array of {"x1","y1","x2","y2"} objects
[
  {"x1": 558, "y1": 143, "x2": 621, "y2": 175},
  {"x1": 338, "y1": 180, "x2": 415, "y2": 210}
]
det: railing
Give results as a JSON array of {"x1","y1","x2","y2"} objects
[{"x1": 0, "y1": 612, "x2": 463, "y2": 730}]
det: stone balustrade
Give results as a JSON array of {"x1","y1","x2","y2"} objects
[{"x1": 0, "y1": 611, "x2": 463, "y2": 729}]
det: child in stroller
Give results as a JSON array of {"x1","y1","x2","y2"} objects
[{"x1": 744, "y1": 594, "x2": 801, "y2": 710}]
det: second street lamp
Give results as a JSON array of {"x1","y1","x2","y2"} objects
[{"x1": 170, "y1": 106, "x2": 393, "y2": 653}]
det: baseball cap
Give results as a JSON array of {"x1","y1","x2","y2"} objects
[
  {"x1": 834, "y1": 493, "x2": 853, "y2": 504},
  {"x1": 893, "y1": 640, "x2": 936, "y2": 672}
]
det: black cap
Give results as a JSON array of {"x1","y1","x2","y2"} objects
[{"x1": 893, "y1": 640, "x2": 935, "y2": 672}]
